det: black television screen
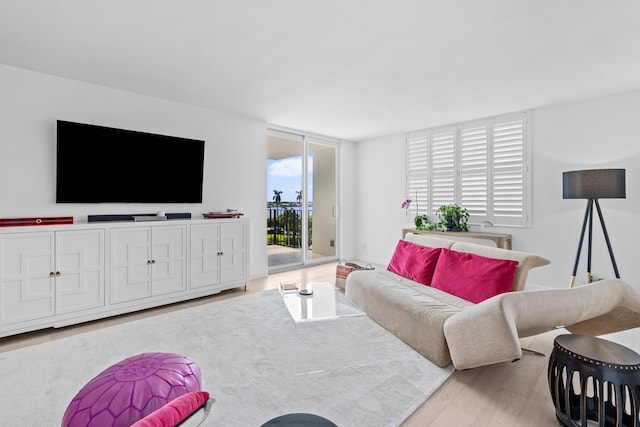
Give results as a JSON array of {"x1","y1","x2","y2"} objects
[{"x1": 56, "y1": 120, "x2": 205, "y2": 203}]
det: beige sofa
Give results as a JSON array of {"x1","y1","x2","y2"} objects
[{"x1": 346, "y1": 233, "x2": 640, "y2": 369}]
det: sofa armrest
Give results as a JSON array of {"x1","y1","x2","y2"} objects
[{"x1": 443, "y1": 279, "x2": 640, "y2": 369}]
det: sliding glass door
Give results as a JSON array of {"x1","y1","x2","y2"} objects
[
  {"x1": 267, "y1": 130, "x2": 338, "y2": 271},
  {"x1": 306, "y1": 139, "x2": 337, "y2": 262},
  {"x1": 267, "y1": 131, "x2": 304, "y2": 269}
]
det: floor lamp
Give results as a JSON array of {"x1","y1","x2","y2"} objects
[{"x1": 563, "y1": 169, "x2": 625, "y2": 287}]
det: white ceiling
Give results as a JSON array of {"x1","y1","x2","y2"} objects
[{"x1": 1, "y1": 1, "x2": 640, "y2": 141}]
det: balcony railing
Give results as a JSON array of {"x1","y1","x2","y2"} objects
[{"x1": 266, "y1": 204, "x2": 312, "y2": 248}]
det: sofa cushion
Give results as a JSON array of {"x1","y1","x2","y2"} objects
[
  {"x1": 431, "y1": 248, "x2": 518, "y2": 303},
  {"x1": 448, "y1": 241, "x2": 550, "y2": 292},
  {"x1": 387, "y1": 240, "x2": 442, "y2": 285},
  {"x1": 346, "y1": 269, "x2": 472, "y2": 367}
]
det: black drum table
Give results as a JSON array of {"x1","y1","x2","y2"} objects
[
  {"x1": 261, "y1": 413, "x2": 337, "y2": 427},
  {"x1": 548, "y1": 334, "x2": 640, "y2": 426}
]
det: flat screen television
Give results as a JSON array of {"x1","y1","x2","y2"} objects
[{"x1": 56, "y1": 120, "x2": 205, "y2": 203}]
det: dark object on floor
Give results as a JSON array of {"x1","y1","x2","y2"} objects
[
  {"x1": 261, "y1": 412, "x2": 338, "y2": 427},
  {"x1": 548, "y1": 334, "x2": 640, "y2": 426}
]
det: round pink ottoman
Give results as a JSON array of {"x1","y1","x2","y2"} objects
[{"x1": 62, "y1": 352, "x2": 201, "y2": 427}]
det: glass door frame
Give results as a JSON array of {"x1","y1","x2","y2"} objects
[
  {"x1": 303, "y1": 136, "x2": 339, "y2": 267},
  {"x1": 267, "y1": 127, "x2": 340, "y2": 272}
]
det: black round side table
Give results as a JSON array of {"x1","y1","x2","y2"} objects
[
  {"x1": 261, "y1": 412, "x2": 338, "y2": 427},
  {"x1": 548, "y1": 334, "x2": 640, "y2": 427}
]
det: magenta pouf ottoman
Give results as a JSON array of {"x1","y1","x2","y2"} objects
[{"x1": 62, "y1": 352, "x2": 202, "y2": 427}]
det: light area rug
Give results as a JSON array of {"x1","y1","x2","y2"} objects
[{"x1": 0, "y1": 289, "x2": 453, "y2": 426}]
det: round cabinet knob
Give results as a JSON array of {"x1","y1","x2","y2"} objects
[
  {"x1": 50, "y1": 272, "x2": 55, "y2": 277},
  {"x1": 56, "y1": 271, "x2": 61, "y2": 276},
  {"x1": 151, "y1": 259, "x2": 156, "y2": 264}
]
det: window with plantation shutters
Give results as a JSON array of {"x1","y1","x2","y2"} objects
[{"x1": 406, "y1": 111, "x2": 530, "y2": 228}]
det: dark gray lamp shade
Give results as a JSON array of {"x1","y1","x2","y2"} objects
[{"x1": 563, "y1": 169, "x2": 626, "y2": 199}]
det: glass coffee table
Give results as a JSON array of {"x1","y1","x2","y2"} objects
[
  {"x1": 278, "y1": 282, "x2": 367, "y2": 375},
  {"x1": 278, "y1": 281, "x2": 364, "y2": 322}
]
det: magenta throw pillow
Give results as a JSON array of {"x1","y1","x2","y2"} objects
[
  {"x1": 431, "y1": 248, "x2": 518, "y2": 303},
  {"x1": 387, "y1": 240, "x2": 442, "y2": 285},
  {"x1": 131, "y1": 391, "x2": 211, "y2": 427}
]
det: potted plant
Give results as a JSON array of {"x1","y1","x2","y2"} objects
[
  {"x1": 436, "y1": 204, "x2": 469, "y2": 231},
  {"x1": 401, "y1": 197, "x2": 431, "y2": 230},
  {"x1": 414, "y1": 214, "x2": 430, "y2": 230}
]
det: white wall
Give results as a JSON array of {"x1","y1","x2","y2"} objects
[
  {"x1": 338, "y1": 139, "x2": 357, "y2": 261},
  {"x1": 527, "y1": 91, "x2": 640, "y2": 289},
  {"x1": 0, "y1": 64, "x2": 268, "y2": 278},
  {"x1": 354, "y1": 133, "x2": 406, "y2": 264},
  {"x1": 354, "y1": 89, "x2": 640, "y2": 290}
]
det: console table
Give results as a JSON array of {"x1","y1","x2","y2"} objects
[{"x1": 401, "y1": 228, "x2": 512, "y2": 249}]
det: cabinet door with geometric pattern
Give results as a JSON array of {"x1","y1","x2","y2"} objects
[
  {"x1": 55, "y1": 229, "x2": 105, "y2": 314},
  {"x1": 220, "y1": 222, "x2": 246, "y2": 283},
  {"x1": 151, "y1": 225, "x2": 187, "y2": 296},
  {"x1": 110, "y1": 227, "x2": 152, "y2": 304},
  {"x1": 190, "y1": 224, "x2": 222, "y2": 289},
  {"x1": 0, "y1": 232, "x2": 55, "y2": 325}
]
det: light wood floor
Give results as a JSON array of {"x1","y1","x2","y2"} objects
[{"x1": 0, "y1": 262, "x2": 559, "y2": 426}]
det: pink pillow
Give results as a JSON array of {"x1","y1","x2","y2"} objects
[
  {"x1": 431, "y1": 248, "x2": 518, "y2": 303},
  {"x1": 387, "y1": 240, "x2": 442, "y2": 285},
  {"x1": 131, "y1": 391, "x2": 211, "y2": 427}
]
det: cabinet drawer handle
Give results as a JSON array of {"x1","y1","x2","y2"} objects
[
  {"x1": 147, "y1": 260, "x2": 151, "y2": 265},
  {"x1": 56, "y1": 271, "x2": 61, "y2": 276},
  {"x1": 50, "y1": 271, "x2": 55, "y2": 277},
  {"x1": 151, "y1": 259, "x2": 156, "y2": 264}
]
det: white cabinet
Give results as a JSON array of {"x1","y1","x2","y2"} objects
[
  {"x1": 191, "y1": 222, "x2": 247, "y2": 290},
  {"x1": 0, "y1": 229, "x2": 104, "y2": 326},
  {"x1": 110, "y1": 225, "x2": 187, "y2": 304},
  {"x1": 0, "y1": 218, "x2": 247, "y2": 338}
]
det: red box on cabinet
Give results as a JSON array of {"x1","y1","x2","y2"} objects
[{"x1": 0, "y1": 216, "x2": 74, "y2": 227}]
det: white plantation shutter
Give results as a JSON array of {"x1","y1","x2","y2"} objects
[
  {"x1": 491, "y1": 115, "x2": 526, "y2": 225},
  {"x1": 430, "y1": 127, "x2": 456, "y2": 215},
  {"x1": 405, "y1": 111, "x2": 530, "y2": 228},
  {"x1": 460, "y1": 122, "x2": 488, "y2": 218},
  {"x1": 406, "y1": 131, "x2": 429, "y2": 216}
]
